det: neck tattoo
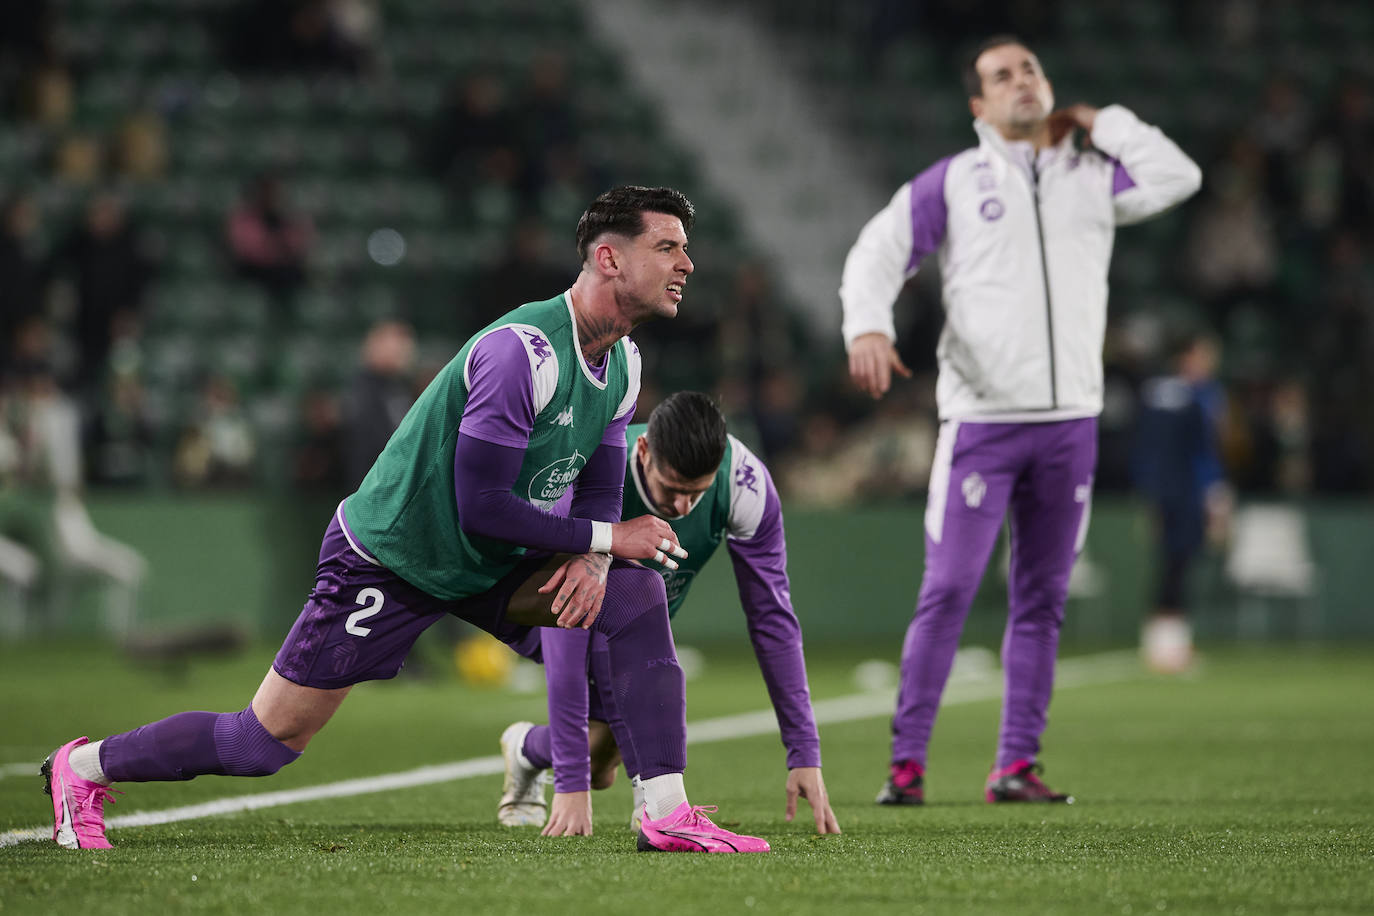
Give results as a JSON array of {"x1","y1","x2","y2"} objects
[{"x1": 576, "y1": 313, "x2": 628, "y2": 363}]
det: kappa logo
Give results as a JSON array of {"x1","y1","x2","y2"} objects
[
  {"x1": 735, "y1": 459, "x2": 759, "y2": 494},
  {"x1": 961, "y1": 471, "x2": 987, "y2": 509},
  {"x1": 1075, "y1": 484, "x2": 1091, "y2": 503},
  {"x1": 520, "y1": 329, "x2": 553, "y2": 371},
  {"x1": 550, "y1": 407, "x2": 574, "y2": 427}
]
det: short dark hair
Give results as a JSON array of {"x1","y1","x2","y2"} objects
[
  {"x1": 646, "y1": 391, "x2": 727, "y2": 480},
  {"x1": 574, "y1": 186, "x2": 695, "y2": 264},
  {"x1": 962, "y1": 34, "x2": 1028, "y2": 98}
]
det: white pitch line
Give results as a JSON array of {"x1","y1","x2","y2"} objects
[{"x1": 1, "y1": 650, "x2": 1139, "y2": 848}]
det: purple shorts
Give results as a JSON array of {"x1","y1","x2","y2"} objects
[{"x1": 273, "y1": 506, "x2": 544, "y2": 689}]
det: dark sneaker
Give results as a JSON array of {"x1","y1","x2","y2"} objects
[
  {"x1": 985, "y1": 759, "x2": 1074, "y2": 804},
  {"x1": 875, "y1": 759, "x2": 924, "y2": 805}
]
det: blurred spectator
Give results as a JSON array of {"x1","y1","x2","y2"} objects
[
  {"x1": 1185, "y1": 135, "x2": 1278, "y2": 319},
  {"x1": 1268, "y1": 379, "x2": 1312, "y2": 495},
  {"x1": 752, "y1": 368, "x2": 806, "y2": 464},
  {"x1": 226, "y1": 174, "x2": 315, "y2": 307},
  {"x1": 85, "y1": 372, "x2": 157, "y2": 488},
  {"x1": 780, "y1": 382, "x2": 936, "y2": 506},
  {"x1": 1249, "y1": 75, "x2": 1311, "y2": 217},
  {"x1": 1225, "y1": 374, "x2": 1313, "y2": 496},
  {"x1": 1096, "y1": 313, "x2": 1165, "y2": 492},
  {"x1": 0, "y1": 357, "x2": 146, "y2": 634},
  {"x1": 427, "y1": 69, "x2": 522, "y2": 196},
  {"x1": 113, "y1": 111, "x2": 169, "y2": 182},
  {"x1": 515, "y1": 50, "x2": 581, "y2": 199},
  {"x1": 532, "y1": 143, "x2": 603, "y2": 228},
  {"x1": 1306, "y1": 73, "x2": 1374, "y2": 233},
  {"x1": 341, "y1": 319, "x2": 415, "y2": 488},
  {"x1": 226, "y1": 0, "x2": 376, "y2": 75},
  {"x1": 470, "y1": 219, "x2": 574, "y2": 327},
  {"x1": 12, "y1": 29, "x2": 74, "y2": 131},
  {"x1": 1131, "y1": 332, "x2": 1230, "y2": 673},
  {"x1": 172, "y1": 374, "x2": 257, "y2": 488},
  {"x1": 50, "y1": 191, "x2": 156, "y2": 393},
  {"x1": 293, "y1": 387, "x2": 346, "y2": 493},
  {"x1": 51, "y1": 132, "x2": 103, "y2": 186},
  {"x1": 519, "y1": 51, "x2": 579, "y2": 149},
  {"x1": 0, "y1": 193, "x2": 48, "y2": 375},
  {"x1": 716, "y1": 261, "x2": 794, "y2": 388}
]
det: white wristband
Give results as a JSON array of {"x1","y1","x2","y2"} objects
[{"x1": 589, "y1": 520, "x2": 613, "y2": 554}]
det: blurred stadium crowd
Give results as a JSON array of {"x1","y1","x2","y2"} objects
[{"x1": 0, "y1": 0, "x2": 1370, "y2": 517}]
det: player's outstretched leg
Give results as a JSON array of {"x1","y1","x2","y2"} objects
[
  {"x1": 497, "y1": 721, "x2": 547, "y2": 827},
  {"x1": 42, "y1": 673, "x2": 332, "y2": 849},
  {"x1": 594, "y1": 563, "x2": 768, "y2": 853}
]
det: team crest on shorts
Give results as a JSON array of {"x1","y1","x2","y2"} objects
[
  {"x1": 331, "y1": 642, "x2": 359, "y2": 677},
  {"x1": 961, "y1": 471, "x2": 987, "y2": 509},
  {"x1": 528, "y1": 450, "x2": 587, "y2": 510}
]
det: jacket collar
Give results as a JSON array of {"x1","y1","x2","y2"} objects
[{"x1": 973, "y1": 118, "x2": 1074, "y2": 179}]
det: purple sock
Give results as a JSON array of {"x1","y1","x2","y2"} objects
[
  {"x1": 593, "y1": 566, "x2": 684, "y2": 781},
  {"x1": 521, "y1": 726, "x2": 553, "y2": 770},
  {"x1": 100, "y1": 706, "x2": 301, "y2": 783}
]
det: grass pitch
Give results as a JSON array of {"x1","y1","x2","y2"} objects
[{"x1": 1, "y1": 640, "x2": 1371, "y2": 915}]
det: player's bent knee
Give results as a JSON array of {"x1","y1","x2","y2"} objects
[
  {"x1": 606, "y1": 564, "x2": 668, "y2": 607},
  {"x1": 216, "y1": 706, "x2": 303, "y2": 777}
]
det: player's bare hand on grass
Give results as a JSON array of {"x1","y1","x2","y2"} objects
[
  {"x1": 786, "y1": 767, "x2": 841, "y2": 835},
  {"x1": 539, "y1": 553, "x2": 610, "y2": 629},
  {"x1": 848, "y1": 332, "x2": 911, "y2": 400},
  {"x1": 610, "y1": 516, "x2": 687, "y2": 570},
  {"x1": 1047, "y1": 104, "x2": 1099, "y2": 145},
  {"x1": 542, "y1": 791, "x2": 593, "y2": 836}
]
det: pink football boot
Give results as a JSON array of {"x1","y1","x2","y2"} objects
[
  {"x1": 637, "y1": 802, "x2": 770, "y2": 853},
  {"x1": 42, "y1": 737, "x2": 118, "y2": 849}
]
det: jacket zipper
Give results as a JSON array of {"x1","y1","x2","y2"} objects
[{"x1": 1030, "y1": 158, "x2": 1058, "y2": 409}]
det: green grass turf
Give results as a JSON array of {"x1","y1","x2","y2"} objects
[{"x1": 1, "y1": 640, "x2": 1371, "y2": 915}]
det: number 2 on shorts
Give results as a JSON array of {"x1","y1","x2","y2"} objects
[{"x1": 346, "y1": 587, "x2": 385, "y2": 637}]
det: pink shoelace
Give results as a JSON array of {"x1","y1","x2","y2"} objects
[
  {"x1": 682, "y1": 805, "x2": 722, "y2": 827},
  {"x1": 74, "y1": 785, "x2": 122, "y2": 842}
]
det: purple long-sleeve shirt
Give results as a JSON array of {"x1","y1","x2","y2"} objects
[
  {"x1": 543, "y1": 438, "x2": 820, "y2": 792},
  {"x1": 453, "y1": 327, "x2": 631, "y2": 552}
]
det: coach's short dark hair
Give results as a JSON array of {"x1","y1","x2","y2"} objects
[
  {"x1": 962, "y1": 34, "x2": 1029, "y2": 97},
  {"x1": 646, "y1": 391, "x2": 727, "y2": 480},
  {"x1": 575, "y1": 186, "x2": 695, "y2": 264}
]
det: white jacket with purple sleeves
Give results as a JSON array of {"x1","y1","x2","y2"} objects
[{"x1": 840, "y1": 105, "x2": 1202, "y2": 421}]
